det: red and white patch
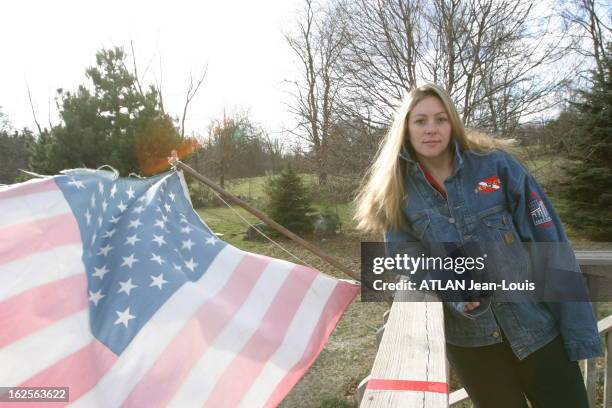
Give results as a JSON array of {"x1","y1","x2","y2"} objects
[{"x1": 477, "y1": 176, "x2": 501, "y2": 193}]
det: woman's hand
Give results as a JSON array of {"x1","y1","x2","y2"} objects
[{"x1": 464, "y1": 301, "x2": 481, "y2": 312}]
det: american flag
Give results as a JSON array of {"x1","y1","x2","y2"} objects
[{"x1": 0, "y1": 170, "x2": 358, "y2": 407}]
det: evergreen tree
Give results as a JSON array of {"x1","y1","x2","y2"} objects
[
  {"x1": 265, "y1": 167, "x2": 313, "y2": 234},
  {"x1": 0, "y1": 129, "x2": 34, "y2": 184},
  {"x1": 30, "y1": 47, "x2": 181, "y2": 176},
  {"x1": 559, "y1": 43, "x2": 612, "y2": 240},
  {"x1": 0, "y1": 108, "x2": 34, "y2": 184}
]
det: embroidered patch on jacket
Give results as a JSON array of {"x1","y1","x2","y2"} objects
[
  {"x1": 477, "y1": 176, "x2": 501, "y2": 193},
  {"x1": 528, "y1": 192, "x2": 553, "y2": 228}
]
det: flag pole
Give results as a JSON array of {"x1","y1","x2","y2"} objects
[{"x1": 169, "y1": 152, "x2": 360, "y2": 283}]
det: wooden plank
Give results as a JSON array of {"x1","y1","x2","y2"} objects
[
  {"x1": 584, "y1": 358, "x2": 597, "y2": 408},
  {"x1": 576, "y1": 251, "x2": 612, "y2": 279},
  {"x1": 575, "y1": 250, "x2": 612, "y2": 266},
  {"x1": 360, "y1": 291, "x2": 447, "y2": 408},
  {"x1": 604, "y1": 333, "x2": 612, "y2": 408},
  {"x1": 449, "y1": 388, "x2": 469, "y2": 406},
  {"x1": 598, "y1": 314, "x2": 612, "y2": 335},
  {"x1": 356, "y1": 375, "x2": 371, "y2": 405},
  {"x1": 383, "y1": 309, "x2": 391, "y2": 324},
  {"x1": 376, "y1": 325, "x2": 386, "y2": 348}
]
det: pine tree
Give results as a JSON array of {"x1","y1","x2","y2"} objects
[
  {"x1": 559, "y1": 43, "x2": 612, "y2": 240},
  {"x1": 265, "y1": 168, "x2": 313, "y2": 234},
  {"x1": 30, "y1": 47, "x2": 181, "y2": 176}
]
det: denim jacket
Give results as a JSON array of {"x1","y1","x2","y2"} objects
[{"x1": 384, "y1": 141, "x2": 602, "y2": 361}]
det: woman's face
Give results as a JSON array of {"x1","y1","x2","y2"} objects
[{"x1": 406, "y1": 96, "x2": 452, "y2": 161}]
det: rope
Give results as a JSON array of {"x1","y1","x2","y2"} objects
[{"x1": 206, "y1": 184, "x2": 319, "y2": 270}]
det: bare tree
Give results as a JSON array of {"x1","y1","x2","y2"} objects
[
  {"x1": 180, "y1": 67, "x2": 207, "y2": 138},
  {"x1": 332, "y1": 0, "x2": 572, "y2": 135},
  {"x1": 125, "y1": 41, "x2": 207, "y2": 137},
  {"x1": 559, "y1": 0, "x2": 611, "y2": 80},
  {"x1": 26, "y1": 83, "x2": 43, "y2": 135},
  {"x1": 285, "y1": 0, "x2": 348, "y2": 184}
]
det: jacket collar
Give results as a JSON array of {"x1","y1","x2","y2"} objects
[{"x1": 400, "y1": 139, "x2": 464, "y2": 175}]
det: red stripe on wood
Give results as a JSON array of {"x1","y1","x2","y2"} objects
[{"x1": 367, "y1": 378, "x2": 448, "y2": 394}]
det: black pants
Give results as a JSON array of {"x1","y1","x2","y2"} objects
[{"x1": 446, "y1": 333, "x2": 589, "y2": 408}]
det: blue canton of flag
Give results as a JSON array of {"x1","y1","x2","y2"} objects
[{"x1": 56, "y1": 170, "x2": 226, "y2": 354}]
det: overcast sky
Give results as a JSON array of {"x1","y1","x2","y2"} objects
[{"x1": 1, "y1": 0, "x2": 303, "y2": 138}]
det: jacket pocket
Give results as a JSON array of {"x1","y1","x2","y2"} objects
[
  {"x1": 479, "y1": 205, "x2": 511, "y2": 242},
  {"x1": 478, "y1": 205, "x2": 531, "y2": 284}
]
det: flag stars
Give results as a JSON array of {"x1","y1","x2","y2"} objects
[
  {"x1": 110, "y1": 183, "x2": 117, "y2": 198},
  {"x1": 150, "y1": 273, "x2": 168, "y2": 290},
  {"x1": 92, "y1": 265, "x2": 110, "y2": 280},
  {"x1": 85, "y1": 209, "x2": 91, "y2": 225},
  {"x1": 154, "y1": 219, "x2": 166, "y2": 229},
  {"x1": 152, "y1": 234, "x2": 166, "y2": 247},
  {"x1": 101, "y1": 200, "x2": 108, "y2": 213},
  {"x1": 109, "y1": 215, "x2": 120, "y2": 224},
  {"x1": 125, "y1": 234, "x2": 141, "y2": 246},
  {"x1": 179, "y1": 216, "x2": 188, "y2": 224},
  {"x1": 132, "y1": 205, "x2": 144, "y2": 214},
  {"x1": 182, "y1": 239, "x2": 195, "y2": 250},
  {"x1": 164, "y1": 203, "x2": 171, "y2": 212},
  {"x1": 114, "y1": 307, "x2": 136, "y2": 328},
  {"x1": 68, "y1": 177, "x2": 84, "y2": 189},
  {"x1": 121, "y1": 253, "x2": 139, "y2": 268},
  {"x1": 184, "y1": 258, "x2": 198, "y2": 272},
  {"x1": 128, "y1": 218, "x2": 143, "y2": 229},
  {"x1": 88, "y1": 289, "x2": 105, "y2": 306},
  {"x1": 126, "y1": 186, "x2": 136, "y2": 200},
  {"x1": 118, "y1": 278, "x2": 138, "y2": 296},
  {"x1": 102, "y1": 228, "x2": 116, "y2": 239},
  {"x1": 169, "y1": 192, "x2": 176, "y2": 202},
  {"x1": 97, "y1": 243, "x2": 113, "y2": 256},
  {"x1": 117, "y1": 201, "x2": 127, "y2": 212},
  {"x1": 181, "y1": 225, "x2": 192, "y2": 234},
  {"x1": 151, "y1": 253, "x2": 165, "y2": 265},
  {"x1": 173, "y1": 263, "x2": 183, "y2": 272},
  {"x1": 97, "y1": 216, "x2": 103, "y2": 228},
  {"x1": 205, "y1": 236, "x2": 219, "y2": 246},
  {"x1": 90, "y1": 194, "x2": 96, "y2": 209},
  {"x1": 98, "y1": 181, "x2": 104, "y2": 194}
]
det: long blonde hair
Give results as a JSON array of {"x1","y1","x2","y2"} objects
[{"x1": 354, "y1": 83, "x2": 508, "y2": 235}]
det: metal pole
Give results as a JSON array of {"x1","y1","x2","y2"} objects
[{"x1": 169, "y1": 153, "x2": 360, "y2": 283}]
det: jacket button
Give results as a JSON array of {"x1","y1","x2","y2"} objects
[
  {"x1": 448, "y1": 217, "x2": 456, "y2": 224},
  {"x1": 491, "y1": 330, "x2": 500, "y2": 338}
]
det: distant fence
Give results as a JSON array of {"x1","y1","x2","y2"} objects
[{"x1": 357, "y1": 250, "x2": 612, "y2": 408}]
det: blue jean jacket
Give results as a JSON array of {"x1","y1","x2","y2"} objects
[{"x1": 384, "y1": 142, "x2": 602, "y2": 361}]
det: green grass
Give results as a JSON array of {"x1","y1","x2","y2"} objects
[{"x1": 223, "y1": 173, "x2": 318, "y2": 201}]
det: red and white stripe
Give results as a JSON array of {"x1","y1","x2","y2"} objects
[{"x1": 0, "y1": 177, "x2": 358, "y2": 407}]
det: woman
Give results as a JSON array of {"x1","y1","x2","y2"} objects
[{"x1": 354, "y1": 83, "x2": 601, "y2": 407}]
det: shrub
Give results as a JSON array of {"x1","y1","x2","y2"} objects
[
  {"x1": 265, "y1": 167, "x2": 314, "y2": 234},
  {"x1": 187, "y1": 182, "x2": 221, "y2": 209}
]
